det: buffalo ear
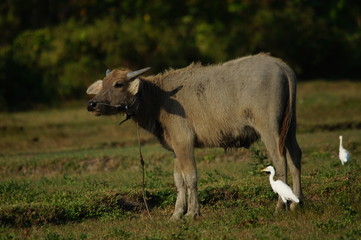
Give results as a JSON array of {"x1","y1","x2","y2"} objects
[
  {"x1": 128, "y1": 78, "x2": 142, "y2": 95},
  {"x1": 86, "y1": 80, "x2": 103, "y2": 95}
]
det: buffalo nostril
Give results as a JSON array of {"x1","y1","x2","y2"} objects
[{"x1": 87, "y1": 101, "x2": 97, "y2": 111}]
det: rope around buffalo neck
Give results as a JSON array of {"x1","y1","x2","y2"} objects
[
  {"x1": 118, "y1": 92, "x2": 142, "y2": 125},
  {"x1": 136, "y1": 122, "x2": 152, "y2": 219}
]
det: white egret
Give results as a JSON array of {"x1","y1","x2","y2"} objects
[
  {"x1": 339, "y1": 135, "x2": 350, "y2": 165},
  {"x1": 261, "y1": 166, "x2": 299, "y2": 205}
]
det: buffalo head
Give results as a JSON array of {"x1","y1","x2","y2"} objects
[{"x1": 86, "y1": 67, "x2": 150, "y2": 116}]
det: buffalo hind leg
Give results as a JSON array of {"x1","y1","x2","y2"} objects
[
  {"x1": 170, "y1": 157, "x2": 187, "y2": 220},
  {"x1": 285, "y1": 134, "x2": 303, "y2": 210},
  {"x1": 261, "y1": 133, "x2": 288, "y2": 211}
]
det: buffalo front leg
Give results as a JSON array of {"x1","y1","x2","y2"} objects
[
  {"x1": 170, "y1": 157, "x2": 187, "y2": 220},
  {"x1": 173, "y1": 145, "x2": 200, "y2": 219},
  {"x1": 184, "y1": 166, "x2": 200, "y2": 218}
]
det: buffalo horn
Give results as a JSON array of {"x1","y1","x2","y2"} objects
[
  {"x1": 126, "y1": 67, "x2": 151, "y2": 80},
  {"x1": 106, "y1": 69, "x2": 111, "y2": 76}
]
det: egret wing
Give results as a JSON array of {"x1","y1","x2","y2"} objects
[
  {"x1": 339, "y1": 149, "x2": 350, "y2": 163},
  {"x1": 273, "y1": 180, "x2": 299, "y2": 203}
]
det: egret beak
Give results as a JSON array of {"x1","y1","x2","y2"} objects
[{"x1": 260, "y1": 168, "x2": 267, "y2": 172}]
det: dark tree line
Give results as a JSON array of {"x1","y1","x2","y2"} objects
[{"x1": 1, "y1": 0, "x2": 360, "y2": 110}]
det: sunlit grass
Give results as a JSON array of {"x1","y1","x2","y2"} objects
[{"x1": 0, "y1": 80, "x2": 360, "y2": 239}]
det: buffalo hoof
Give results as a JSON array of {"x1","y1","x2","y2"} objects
[
  {"x1": 290, "y1": 202, "x2": 298, "y2": 211},
  {"x1": 170, "y1": 213, "x2": 183, "y2": 221},
  {"x1": 184, "y1": 211, "x2": 200, "y2": 219},
  {"x1": 275, "y1": 200, "x2": 286, "y2": 212},
  {"x1": 290, "y1": 200, "x2": 304, "y2": 211}
]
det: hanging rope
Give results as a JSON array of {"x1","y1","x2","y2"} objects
[{"x1": 137, "y1": 122, "x2": 152, "y2": 219}]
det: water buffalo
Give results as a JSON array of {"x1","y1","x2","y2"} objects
[{"x1": 86, "y1": 53, "x2": 303, "y2": 219}]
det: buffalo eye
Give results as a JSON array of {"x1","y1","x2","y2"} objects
[{"x1": 113, "y1": 82, "x2": 124, "y2": 88}]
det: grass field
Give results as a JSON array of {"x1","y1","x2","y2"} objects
[{"x1": 1, "y1": 80, "x2": 361, "y2": 239}]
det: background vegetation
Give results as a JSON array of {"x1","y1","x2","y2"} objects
[{"x1": 1, "y1": 0, "x2": 361, "y2": 110}]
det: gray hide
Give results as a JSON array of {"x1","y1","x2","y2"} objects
[{"x1": 87, "y1": 53, "x2": 303, "y2": 219}]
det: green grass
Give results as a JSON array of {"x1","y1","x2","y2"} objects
[{"x1": 0, "y1": 80, "x2": 361, "y2": 239}]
